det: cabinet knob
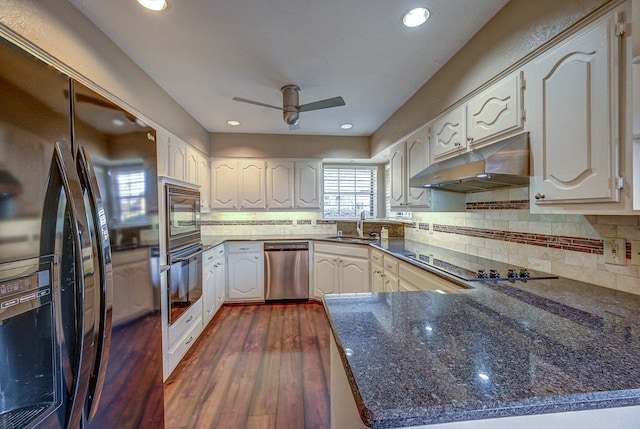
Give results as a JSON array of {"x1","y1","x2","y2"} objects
[
  {"x1": 255, "y1": 256, "x2": 258, "y2": 260},
  {"x1": 534, "y1": 192, "x2": 545, "y2": 200},
  {"x1": 454, "y1": 142, "x2": 461, "y2": 147},
  {"x1": 467, "y1": 136, "x2": 474, "y2": 142}
]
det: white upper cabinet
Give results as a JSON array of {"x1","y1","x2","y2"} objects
[
  {"x1": 295, "y1": 161, "x2": 322, "y2": 209},
  {"x1": 467, "y1": 71, "x2": 524, "y2": 147},
  {"x1": 168, "y1": 136, "x2": 188, "y2": 182},
  {"x1": 431, "y1": 105, "x2": 467, "y2": 160},
  {"x1": 390, "y1": 126, "x2": 431, "y2": 210},
  {"x1": 197, "y1": 154, "x2": 210, "y2": 209},
  {"x1": 529, "y1": 11, "x2": 622, "y2": 207},
  {"x1": 210, "y1": 159, "x2": 238, "y2": 209},
  {"x1": 238, "y1": 160, "x2": 266, "y2": 209},
  {"x1": 156, "y1": 129, "x2": 170, "y2": 177},
  {"x1": 389, "y1": 141, "x2": 406, "y2": 209},
  {"x1": 185, "y1": 146, "x2": 199, "y2": 185},
  {"x1": 266, "y1": 161, "x2": 294, "y2": 209}
]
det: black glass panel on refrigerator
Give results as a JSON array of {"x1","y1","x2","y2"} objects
[{"x1": 71, "y1": 81, "x2": 164, "y2": 428}]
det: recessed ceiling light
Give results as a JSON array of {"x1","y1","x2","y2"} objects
[
  {"x1": 137, "y1": 0, "x2": 167, "y2": 11},
  {"x1": 340, "y1": 123, "x2": 353, "y2": 129},
  {"x1": 112, "y1": 118, "x2": 125, "y2": 127},
  {"x1": 226, "y1": 120, "x2": 240, "y2": 126},
  {"x1": 402, "y1": 7, "x2": 430, "y2": 28}
]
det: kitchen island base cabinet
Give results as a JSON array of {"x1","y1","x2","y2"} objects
[{"x1": 330, "y1": 334, "x2": 640, "y2": 429}]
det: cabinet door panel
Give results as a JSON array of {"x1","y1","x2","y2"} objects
[
  {"x1": 467, "y1": 72, "x2": 522, "y2": 145},
  {"x1": 238, "y1": 160, "x2": 266, "y2": 209},
  {"x1": 389, "y1": 143, "x2": 406, "y2": 209},
  {"x1": 531, "y1": 16, "x2": 619, "y2": 205},
  {"x1": 210, "y1": 159, "x2": 238, "y2": 208},
  {"x1": 197, "y1": 155, "x2": 210, "y2": 209},
  {"x1": 431, "y1": 106, "x2": 466, "y2": 160},
  {"x1": 339, "y1": 256, "x2": 368, "y2": 294},
  {"x1": 227, "y1": 252, "x2": 263, "y2": 300},
  {"x1": 406, "y1": 135, "x2": 429, "y2": 206},
  {"x1": 169, "y1": 138, "x2": 187, "y2": 181},
  {"x1": 267, "y1": 161, "x2": 294, "y2": 209},
  {"x1": 313, "y1": 254, "x2": 339, "y2": 298},
  {"x1": 295, "y1": 161, "x2": 322, "y2": 209}
]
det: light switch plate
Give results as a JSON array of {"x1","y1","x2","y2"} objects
[
  {"x1": 604, "y1": 238, "x2": 626, "y2": 265},
  {"x1": 632, "y1": 240, "x2": 640, "y2": 266}
]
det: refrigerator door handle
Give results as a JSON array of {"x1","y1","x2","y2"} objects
[
  {"x1": 51, "y1": 141, "x2": 98, "y2": 429},
  {"x1": 77, "y1": 146, "x2": 114, "y2": 420}
]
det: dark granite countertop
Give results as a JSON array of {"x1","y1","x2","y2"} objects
[{"x1": 324, "y1": 275, "x2": 640, "y2": 428}]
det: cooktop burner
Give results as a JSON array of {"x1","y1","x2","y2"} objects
[{"x1": 405, "y1": 253, "x2": 558, "y2": 283}]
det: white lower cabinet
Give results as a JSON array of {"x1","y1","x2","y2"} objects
[
  {"x1": 226, "y1": 241, "x2": 264, "y2": 302},
  {"x1": 313, "y1": 242, "x2": 369, "y2": 299},
  {"x1": 203, "y1": 244, "x2": 225, "y2": 326},
  {"x1": 399, "y1": 262, "x2": 463, "y2": 293}
]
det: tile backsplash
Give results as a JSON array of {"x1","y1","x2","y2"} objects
[
  {"x1": 407, "y1": 188, "x2": 640, "y2": 295},
  {"x1": 201, "y1": 211, "x2": 337, "y2": 236}
]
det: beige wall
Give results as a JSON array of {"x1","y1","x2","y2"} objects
[
  {"x1": 371, "y1": 0, "x2": 613, "y2": 156},
  {"x1": 210, "y1": 133, "x2": 370, "y2": 159},
  {"x1": 0, "y1": 0, "x2": 210, "y2": 154}
]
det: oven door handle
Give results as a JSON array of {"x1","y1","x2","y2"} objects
[
  {"x1": 46, "y1": 141, "x2": 98, "y2": 429},
  {"x1": 171, "y1": 247, "x2": 208, "y2": 263},
  {"x1": 77, "y1": 145, "x2": 113, "y2": 420}
]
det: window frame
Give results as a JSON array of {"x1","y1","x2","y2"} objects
[{"x1": 322, "y1": 165, "x2": 378, "y2": 219}]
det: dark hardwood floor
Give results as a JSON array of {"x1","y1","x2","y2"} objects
[{"x1": 164, "y1": 302, "x2": 331, "y2": 429}]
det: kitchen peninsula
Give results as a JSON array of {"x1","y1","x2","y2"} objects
[{"x1": 324, "y1": 271, "x2": 640, "y2": 428}]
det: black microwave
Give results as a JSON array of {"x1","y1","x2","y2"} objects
[{"x1": 166, "y1": 184, "x2": 201, "y2": 251}]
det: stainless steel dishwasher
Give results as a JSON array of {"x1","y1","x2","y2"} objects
[{"x1": 264, "y1": 242, "x2": 309, "y2": 301}]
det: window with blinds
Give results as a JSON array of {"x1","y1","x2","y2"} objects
[
  {"x1": 323, "y1": 166, "x2": 377, "y2": 218},
  {"x1": 114, "y1": 166, "x2": 147, "y2": 224}
]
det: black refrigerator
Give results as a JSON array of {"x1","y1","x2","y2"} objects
[{"x1": 0, "y1": 33, "x2": 164, "y2": 429}]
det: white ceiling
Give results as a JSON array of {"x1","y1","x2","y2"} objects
[{"x1": 68, "y1": 0, "x2": 509, "y2": 137}]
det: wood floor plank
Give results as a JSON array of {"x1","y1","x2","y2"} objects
[
  {"x1": 300, "y1": 305, "x2": 330, "y2": 429},
  {"x1": 164, "y1": 302, "x2": 331, "y2": 429},
  {"x1": 275, "y1": 305, "x2": 305, "y2": 429},
  {"x1": 249, "y1": 304, "x2": 284, "y2": 416}
]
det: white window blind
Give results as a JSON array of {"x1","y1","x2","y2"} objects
[
  {"x1": 114, "y1": 167, "x2": 147, "y2": 224},
  {"x1": 323, "y1": 166, "x2": 377, "y2": 218}
]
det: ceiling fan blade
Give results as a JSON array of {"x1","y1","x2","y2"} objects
[
  {"x1": 298, "y1": 96, "x2": 345, "y2": 112},
  {"x1": 232, "y1": 97, "x2": 283, "y2": 111}
]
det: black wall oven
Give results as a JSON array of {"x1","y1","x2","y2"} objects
[
  {"x1": 165, "y1": 183, "x2": 203, "y2": 326},
  {"x1": 166, "y1": 184, "x2": 201, "y2": 252},
  {"x1": 167, "y1": 244, "x2": 203, "y2": 325}
]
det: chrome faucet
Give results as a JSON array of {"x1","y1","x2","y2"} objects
[{"x1": 356, "y1": 211, "x2": 366, "y2": 238}]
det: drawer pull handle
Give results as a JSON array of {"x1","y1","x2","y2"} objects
[
  {"x1": 208, "y1": 256, "x2": 214, "y2": 261},
  {"x1": 185, "y1": 336, "x2": 194, "y2": 346},
  {"x1": 186, "y1": 315, "x2": 194, "y2": 324},
  {"x1": 239, "y1": 247, "x2": 249, "y2": 250}
]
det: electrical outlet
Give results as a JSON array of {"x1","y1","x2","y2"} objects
[
  {"x1": 632, "y1": 240, "x2": 640, "y2": 266},
  {"x1": 604, "y1": 238, "x2": 626, "y2": 266}
]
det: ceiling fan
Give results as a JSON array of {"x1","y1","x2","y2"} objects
[{"x1": 233, "y1": 85, "x2": 345, "y2": 129}]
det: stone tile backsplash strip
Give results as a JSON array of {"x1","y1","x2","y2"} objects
[{"x1": 408, "y1": 210, "x2": 640, "y2": 296}]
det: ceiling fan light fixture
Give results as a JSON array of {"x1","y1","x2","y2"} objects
[
  {"x1": 340, "y1": 123, "x2": 353, "y2": 129},
  {"x1": 226, "y1": 120, "x2": 240, "y2": 126},
  {"x1": 137, "y1": 0, "x2": 167, "y2": 11},
  {"x1": 402, "y1": 7, "x2": 430, "y2": 28}
]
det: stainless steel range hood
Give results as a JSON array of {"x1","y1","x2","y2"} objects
[{"x1": 409, "y1": 132, "x2": 530, "y2": 193}]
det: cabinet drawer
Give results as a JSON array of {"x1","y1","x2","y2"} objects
[
  {"x1": 166, "y1": 315, "x2": 203, "y2": 375},
  {"x1": 227, "y1": 241, "x2": 262, "y2": 253},
  {"x1": 168, "y1": 298, "x2": 202, "y2": 347},
  {"x1": 370, "y1": 248, "x2": 384, "y2": 267},
  {"x1": 203, "y1": 244, "x2": 225, "y2": 268},
  {"x1": 314, "y1": 242, "x2": 369, "y2": 259},
  {"x1": 382, "y1": 256, "x2": 399, "y2": 275}
]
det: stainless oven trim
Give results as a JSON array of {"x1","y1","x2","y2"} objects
[
  {"x1": 167, "y1": 244, "x2": 204, "y2": 326},
  {"x1": 165, "y1": 184, "x2": 201, "y2": 253}
]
